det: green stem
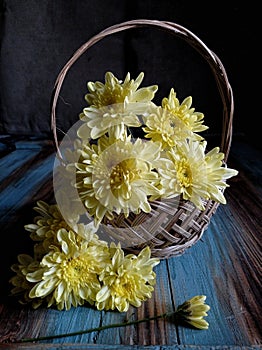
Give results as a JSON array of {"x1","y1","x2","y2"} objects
[{"x1": 19, "y1": 311, "x2": 175, "y2": 343}]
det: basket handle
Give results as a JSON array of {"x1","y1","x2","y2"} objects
[{"x1": 51, "y1": 19, "x2": 233, "y2": 162}]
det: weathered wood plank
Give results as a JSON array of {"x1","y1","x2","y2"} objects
[
  {"x1": 168, "y1": 207, "x2": 261, "y2": 347},
  {"x1": 0, "y1": 149, "x2": 38, "y2": 183},
  {"x1": 1, "y1": 344, "x2": 261, "y2": 350},
  {"x1": 0, "y1": 142, "x2": 56, "y2": 307},
  {"x1": 0, "y1": 152, "x2": 55, "y2": 218}
]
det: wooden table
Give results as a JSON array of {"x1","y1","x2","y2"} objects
[{"x1": 0, "y1": 137, "x2": 261, "y2": 349}]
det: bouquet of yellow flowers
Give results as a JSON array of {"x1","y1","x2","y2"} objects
[
  {"x1": 63, "y1": 71, "x2": 237, "y2": 223},
  {"x1": 10, "y1": 71, "x2": 237, "y2": 315},
  {"x1": 52, "y1": 71, "x2": 238, "y2": 252}
]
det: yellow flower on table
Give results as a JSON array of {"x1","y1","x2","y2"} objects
[
  {"x1": 9, "y1": 254, "x2": 43, "y2": 309},
  {"x1": 24, "y1": 200, "x2": 70, "y2": 240},
  {"x1": 175, "y1": 295, "x2": 210, "y2": 330},
  {"x1": 26, "y1": 228, "x2": 110, "y2": 310},
  {"x1": 24, "y1": 200, "x2": 72, "y2": 259},
  {"x1": 96, "y1": 244, "x2": 160, "y2": 312}
]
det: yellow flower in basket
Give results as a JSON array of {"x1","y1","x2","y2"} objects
[
  {"x1": 78, "y1": 71, "x2": 158, "y2": 139},
  {"x1": 158, "y1": 139, "x2": 238, "y2": 210},
  {"x1": 162, "y1": 88, "x2": 209, "y2": 137},
  {"x1": 68, "y1": 133, "x2": 162, "y2": 226},
  {"x1": 66, "y1": 71, "x2": 238, "y2": 226}
]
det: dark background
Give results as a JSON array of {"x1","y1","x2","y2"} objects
[{"x1": 0, "y1": 0, "x2": 259, "y2": 149}]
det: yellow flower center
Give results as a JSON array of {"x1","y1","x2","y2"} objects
[
  {"x1": 176, "y1": 159, "x2": 192, "y2": 188},
  {"x1": 112, "y1": 276, "x2": 135, "y2": 299},
  {"x1": 63, "y1": 257, "x2": 95, "y2": 284},
  {"x1": 48, "y1": 219, "x2": 69, "y2": 231},
  {"x1": 96, "y1": 86, "x2": 126, "y2": 107},
  {"x1": 110, "y1": 159, "x2": 141, "y2": 191}
]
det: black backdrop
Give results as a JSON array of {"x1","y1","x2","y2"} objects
[{"x1": 0, "y1": 0, "x2": 259, "y2": 149}]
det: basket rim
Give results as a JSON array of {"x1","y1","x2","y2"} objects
[{"x1": 51, "y1": 19, "x2": 234, "y2": 162}]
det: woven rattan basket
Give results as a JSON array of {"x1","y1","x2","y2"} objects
[{"x1": 51, "y1": 19, "x2": 233, "y2": 259}]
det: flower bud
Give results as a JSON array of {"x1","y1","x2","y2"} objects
[{"x1": 175, "y1": 295, "x2": 210, "y2": 330}]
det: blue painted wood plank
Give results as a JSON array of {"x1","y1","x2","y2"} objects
[
  {"x1": 1, "y1": 345, "x2": 260, "y2": 350},
  {"x1": 14, "y1": 140, "x2": 55, "y2": 150},
  {"x1": 0, "y1": 149, "x2": 56, "y2": 308},
  {"x1": 0, "y1": 148, "x2": 41, "y2": 183},
  {"x1": 0, "y1": 153, "x2": 55, "y2": 219},
  {"x1": 0, "y1": 344, "x2": 178, "y2": 349},
  {"x1": 167, "y1": 202, "x2": 261, "y2": 347},
  {"x1": 40, "y1": 307, "x2": 103, "y2": 345}
]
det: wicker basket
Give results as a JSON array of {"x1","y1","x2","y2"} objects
[{"x1": 51, "y1": 19, "x2": 233, "y2": 259}]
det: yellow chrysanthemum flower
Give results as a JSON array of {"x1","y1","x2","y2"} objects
[
  {"x1": 24, "y1": 201, "x2": 72, "y2": 259},
  {"x1": 24, "y1": 200, "x2": 85, "y2": 258},
  {"x1": 85, "y1": 71, "x2": 157, "y2": 109},
  {"x1": 162, "y1": 88, "x2": 208, "y2": 139},
  {"x1": 143, "y1": 106, "x2": 190, "y2": 149},
  {"x1": 159, "y1": 139, "x2": 238, "y2": 210},
  {"x1": 96, "y1": 244, "x2": 160, "y2": 312},
  {"x1": 68, "y1": 134, "x2": 162, "y2": 225},
  {"x1": 78, "y1": 71, "x2": 158, "y2": 139},
  {"x1": 27, "y1": 228, "x2": 110, "y2": 310},
  {"x1": 9, "y1": 254, "x2": 44, "y2": 309},
  {"x1": 175, "y1": 295, "x2": 210, "y2": 330},
  {"x1": 24, "y1": 200, "x2": 71, "y2": 241}
]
